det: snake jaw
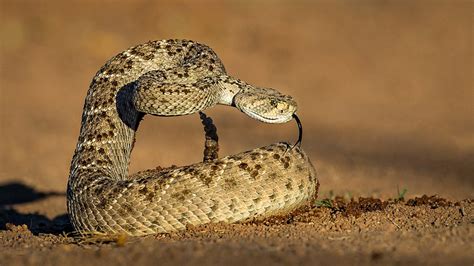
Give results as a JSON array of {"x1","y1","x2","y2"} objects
[{"x1": 238, "y1": 106, "x2": 294, "y2": 124}]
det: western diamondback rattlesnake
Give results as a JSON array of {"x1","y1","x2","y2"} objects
[{"x1": 67, "y1": 39, "x2": 319, "y2": 236}]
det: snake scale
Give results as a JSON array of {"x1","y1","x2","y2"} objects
[{"x1": 68, "y1": 39, "x2": 319, "y2": 236}]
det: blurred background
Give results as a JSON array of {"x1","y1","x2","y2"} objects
[{"x1": 0, "y1": 0, "x2": 472, "y2": 219}]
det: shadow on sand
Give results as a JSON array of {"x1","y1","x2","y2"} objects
[{"x1": 0, "y1": 182, "x2": 72, "y2": 234}]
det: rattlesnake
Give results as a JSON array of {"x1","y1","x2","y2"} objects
[{"x1": 67, "y1": 39, "x2": 319, "y2": 236}]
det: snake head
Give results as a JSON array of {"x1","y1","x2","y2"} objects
[{"x1": 233, "y1": 87, "x2": 298, "y2": 123}]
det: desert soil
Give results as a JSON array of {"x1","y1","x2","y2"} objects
[{"x1": 0, "y1": 1, "x2": 473, "y2": 265}]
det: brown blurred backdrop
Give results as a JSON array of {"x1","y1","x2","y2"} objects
[{"x1": 0, "y1": 0, "x2": 472, "y2": 205}]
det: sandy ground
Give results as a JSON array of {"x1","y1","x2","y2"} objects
[{"x1": 0, "y1": 0, "x2": 473, "y2": 265}]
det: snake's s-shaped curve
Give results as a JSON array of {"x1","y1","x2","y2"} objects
[{"x1": 67, "y1": 39, "x2": 319, "y2": 236}]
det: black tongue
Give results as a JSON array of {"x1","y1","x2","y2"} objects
[{"x1": 292, "y1": 113, "x2": 303, "y2": 148}]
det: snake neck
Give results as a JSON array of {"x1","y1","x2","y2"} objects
[
  {"x1": 69, "y1": 83, "x2": 141, "y2": 189},
  {"x1": 216, "y1": 76, "x2": 253, "y2": 106}
]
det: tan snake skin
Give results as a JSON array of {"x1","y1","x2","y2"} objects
[{"x1": 67, "y1": 39, "x2": 319, "y2": 236}]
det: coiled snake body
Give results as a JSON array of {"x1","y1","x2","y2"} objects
[{"x1": 68, "y1": 39, "x2": 318, "y2": 236}]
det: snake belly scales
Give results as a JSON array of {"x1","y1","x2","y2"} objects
[{"x1": 67, "y1": 39, "x2": 319, "y2": 236}]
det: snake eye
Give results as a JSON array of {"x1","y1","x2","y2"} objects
[{"x1": 270, "y1": 99, "x2": 278, "y2": 107}]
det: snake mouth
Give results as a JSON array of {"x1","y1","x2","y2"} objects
[{"x1": 240, "y1": 108, "x2": 294, "y2": 124}]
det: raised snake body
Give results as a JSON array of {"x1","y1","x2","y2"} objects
[{"x1": 68, "y1": 39, "x2": 318, "y2": 236}]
